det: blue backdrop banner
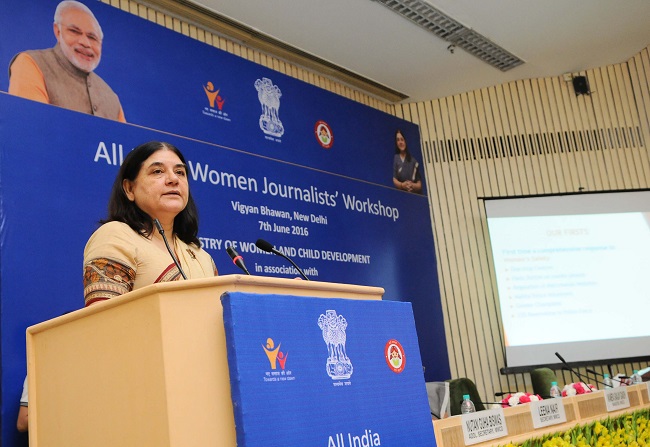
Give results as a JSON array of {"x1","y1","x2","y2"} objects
[{"x1": 0, "y1": 1, "x2": 449, "y2": 444}]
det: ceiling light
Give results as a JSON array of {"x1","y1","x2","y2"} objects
[{"x1": 373, "y1": 0, "x2": 525, "y2": 71}]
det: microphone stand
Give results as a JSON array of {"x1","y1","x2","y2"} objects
[
  {"x1": 255, "y1": 239, "x2": 310, "y2": 280},
  {"x1": 586, "y1": 368, "x2": 629, "y2": 385},
  {"x1": 154, "y1": 219, "x2": 187, "y2": 280},
  {"x1": 555, "y1": 353, "x2": 605, "y2": 388},
  {"x1": 561, "y1": 366, "x2": 605, "y2": 388},
  {"x1": 275, "y1": 250, "x2": 310, "y2": 280}
]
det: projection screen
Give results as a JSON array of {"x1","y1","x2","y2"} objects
[{"x1": 484, "y1": 191, "x2": 650, "y2": 369}]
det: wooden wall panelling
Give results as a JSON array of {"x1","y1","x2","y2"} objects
[
  {"x1": 616, "y1": 62, "x2": 647, "y2": 187},
  {"x1": 536, "y1": 78, "x2": 561, "y2": 190},
  {"x1": 437, "y1": 95, "x2": 479, "y2": 383},
  {"x1": 540, "y1": 78, "x2": 568, "y2": 191},
  {"x1": 553, "y1": 76, "x2": 584, "y2": 191},
  {"x1": 595, "y1": 66, "x2": 627, "y2": 188},
  {"x1": 470, "y1": 87, "x2": 519, "y2": 394},
  {"x1": 462, "y1": 92, "x2": 488, "y2": 197},
  {"x1": 516, "y1": 79, "x2": 546, "y2": 193},
  {"x1": 589, "y1": 67, "x2": 620, "y2": 190},
  {"x1": 503, "y1": 81, "x2": 532, "y2": 195},
  {"x1": 562, "y1": 74, "x2": 593, "y2": 190},
  {"x1": 520, "y1": 79, "x2": 547, "y2": 192},
  {"x1": 456, "y1": 91, "x2": 502, "y2": 399},
  {"x1": 416, "y1": 100, "x2": 462, "y2": 379},
  {"x1": 412, "y1": 100, "x2": 454, "y2": 365},
  {"x1": 496, "y1": 84, "x2": 519, "y2": 187},
  {"x1": 497, "y1": 82, "x2": 534, "y2": 393},
  {"x1": 559, "y1": 75, "x2": 585, "y2": 189},
  {"x1": 428, "y1": 97, "x2": 466, "y2": 379},
  {"x1": 630, "y1": 50, "x2": 650, "y2": 148},
  {"x1": 609, "y1": 63, "x2": 637, "y2": 188},
  {"x1": 576, "y1": 69, "x2": 608, "y2": 191},
  {"x1": 467, "y1": 95, "x2": 512, "y2": 397},
  {"x1": 473, "y1": 89, "x2": 501, "y2": 196},
  {"x1": 487, "y1": 85, "x2": 519, "y2": 197},
  {"x1": 414, "y1": 100, "x2": 439, "y2": 232},
  {"x1": 629, "y1": 52, "x2": 650, "y2": 182},
  {"x1": 450, "y1": 92, "x2": 492, "y2": 395}
]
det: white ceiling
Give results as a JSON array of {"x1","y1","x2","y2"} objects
[{"x1": 188, "y1": 0, "x2": 650, "y2": 103}]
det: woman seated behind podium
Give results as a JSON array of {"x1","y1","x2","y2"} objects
[{"x1": 83, "y1": 141, "x2": 218, "y2": 307}]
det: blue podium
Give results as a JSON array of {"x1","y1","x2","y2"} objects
[{"x1": 222, "y1": 291, "x2": 436, "y2": 446}]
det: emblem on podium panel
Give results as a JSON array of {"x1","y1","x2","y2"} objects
[
  {"x1": 254, "y1": 77, "x2": 284, "y2": 138},
  {"x1": 317, "y1": 310, "x2": 353, "y2": 380},
  {"x1": 384, "y1": 339, "x2": 406, "y2": 374}
]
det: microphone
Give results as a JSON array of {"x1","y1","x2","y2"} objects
[
  {"x1": 255, "y1": 238, "x2": 310, "y2": 281},
  {"x1": 585, "y1": 368, "x2": 629, "y2": 384},
  {"x1": 555, "y1": 352, "x2": 605, "y2": 388},
  {"x1": 226, "y1": 246, "x2": 251, "y2": 275},
  {"x1": 153, "y1": 219, "x2": 187, "y2": 280},
  {"x1": 494, "y1": 391, "x2": 517, "y2": 397},
  {"x1": 555, "y1": 352, "x2": 569, "y2": 364}
]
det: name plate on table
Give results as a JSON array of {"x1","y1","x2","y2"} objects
[
  {"x1": 604, "y1": 388, "x2": 630, "y2": 412},
  {"x1": 461, "y1": 408, "x2": 507, "y2": 446},
  {"x1": 530, "y1": 399, "x2": 567, "y2": 428},
  {"x1": 221, "y1": 292, "x2": 436, "y2": 447}
]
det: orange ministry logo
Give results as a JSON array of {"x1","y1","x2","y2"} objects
[
  {"x1": 202, "y1": 81, "x2": 231, "y2": 122},
  {"x1": 262, "y1": 337, "x2": 294, "y2": 383}
]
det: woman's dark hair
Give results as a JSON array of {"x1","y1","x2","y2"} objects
[
  {"x1": 394, "y1": 129, "x2": 412, "y2": 162},
  {"x1": 102, "y1": 141, "x2": 200, "y2": 246}
]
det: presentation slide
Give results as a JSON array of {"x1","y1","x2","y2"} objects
[{"x1": 485, "y1": 192, "x2": 650, "y2": 368}]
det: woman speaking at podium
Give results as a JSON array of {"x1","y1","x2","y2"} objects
[{"x1": 83, "y1": 141, "x2": 218, "y2": 307}]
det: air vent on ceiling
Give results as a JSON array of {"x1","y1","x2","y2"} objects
[{"x1": 373, "y1": 0, "x2": 525, "y2": 71}]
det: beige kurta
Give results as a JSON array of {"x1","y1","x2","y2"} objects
[{"x1": 83, "y1": 221, "x2": 217, "y2": 306}]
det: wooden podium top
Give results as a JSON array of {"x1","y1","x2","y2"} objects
[
  {"x1": 28, "y1": 274, "x2": 384, "y2": 335},
  {"x1": 26, "y1": 275, "x2": 384, "y2": 447}
]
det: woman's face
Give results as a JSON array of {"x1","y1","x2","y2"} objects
[
  {"x1": 396, "y1": 132, "x2": 407, "y2": 152},
  {"x1": 122, "y1": 148, "x2": 189, "y2": 222}
]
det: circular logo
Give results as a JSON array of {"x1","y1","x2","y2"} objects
[
  {"x1": 314, "y1": 120, "x2": 333, "y2": 149},
  {"x1": 384, "y1": 339, "x2": 406, "y2": 373}
]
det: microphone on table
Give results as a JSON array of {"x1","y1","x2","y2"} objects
[
  {"x1": 494, "y1": 391, "x2": 517, "y2": 397},
  {"x1": 255, "y1": 238, "x2": 310, "y2": 281},
  {"x1": 153, "y1": 219, "x2": 187, "y2": 280},
  {"x1": 555, "y1": 352, "x2": 605, "y2": 388},
  {"x1": 226, "y1": 246, "x2": 251, "y2": 275},
  {"x1": 586, "y1": 368, "x2": 630, "y2": 384}
]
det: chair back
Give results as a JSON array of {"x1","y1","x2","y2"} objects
[
  {"x1": 530, "y1": 367, "x2": 559, "y2": 398},
  {"x1": 425, "y1": 381, "x2": 450, "y2": 419},
  {"x1": 448, "y1": 377, "x2": 486, "y2": 415}
]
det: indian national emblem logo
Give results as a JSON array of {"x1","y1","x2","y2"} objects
[
  {"x1": 254, "y1": 77, "x2": 284, "y2": 137},
  {"x1": 317, "y1": 310, "x2": 353, "y2": 380},
  {"x1": 384, "y1": 339, "x2": 406, "y2": 374}
]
